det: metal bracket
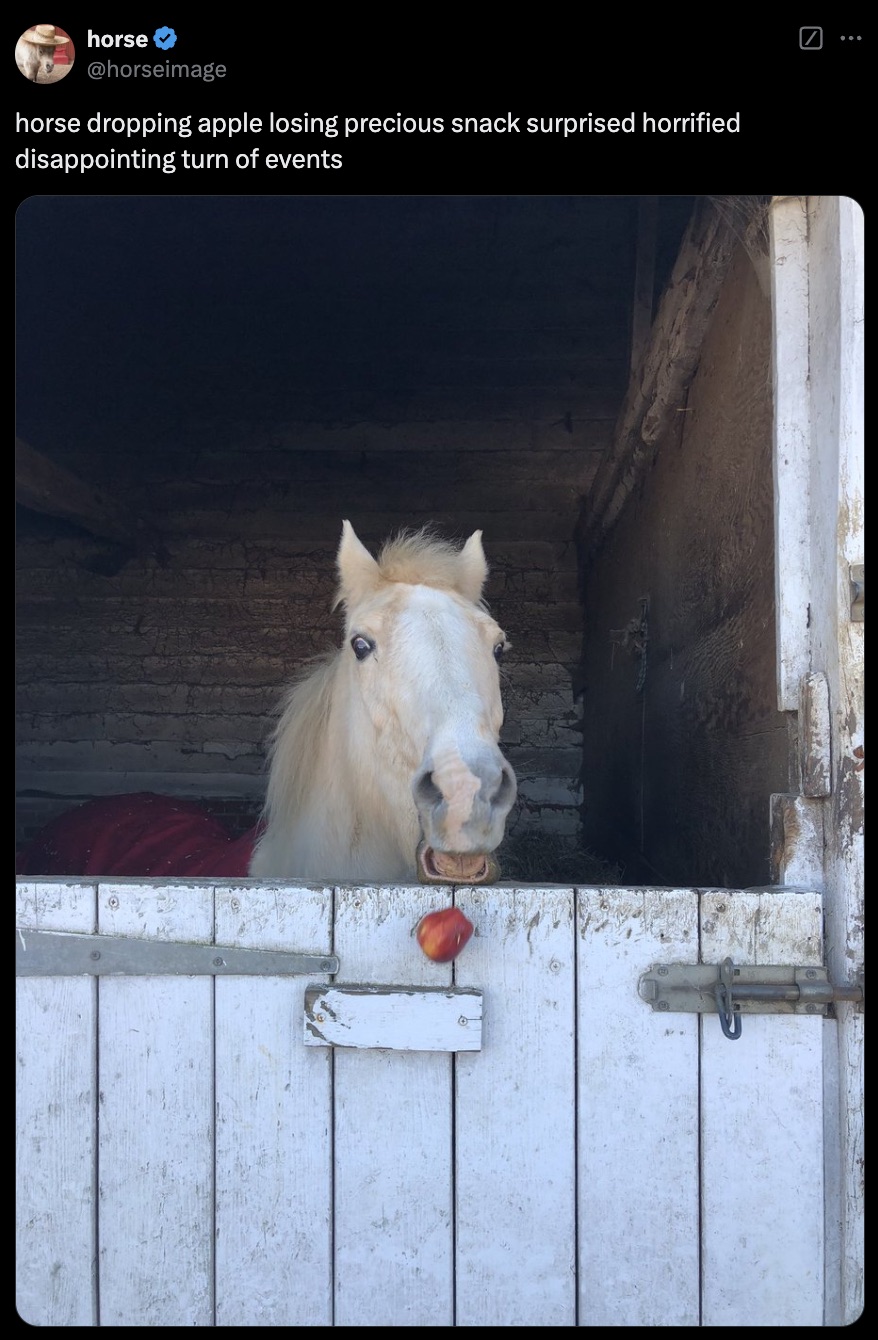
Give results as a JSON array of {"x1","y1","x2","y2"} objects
[
  {"x1": 639, "y1": 958, "x2": 864, "y2": 1040},
  {"x1": 15, "y1": 929, "x2": 338, "y2": 978}
]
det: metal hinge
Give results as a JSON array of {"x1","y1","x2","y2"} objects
[
  {"x1": 15, "y1": 929, "x2": 338, "y2": 978},
  {"x1": 639, "y1": 958, "x2": 864, "y2": 1040}
]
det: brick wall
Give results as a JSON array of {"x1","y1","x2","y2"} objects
[{"x1": 16, "y1": 437, "x2": 611, "y2": 861}]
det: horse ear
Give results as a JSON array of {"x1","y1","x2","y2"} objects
[
  {"x1": 336, "y1": 520, "x2": 381, "y2": 608},
  {"x1": 457, "y1": 530, "x2": 489, "y2": 603}
]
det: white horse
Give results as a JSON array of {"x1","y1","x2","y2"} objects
[
  {"x1": 18, "y1": 521, "x2": 517, "y2": 884},
  {"x1": 250, "y1": 521, "x2": 517, "y2": 883}
]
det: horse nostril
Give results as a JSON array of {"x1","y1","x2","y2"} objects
[
  {"x1": 414, "y1": 770, "x2": 443, "y2": 809},
  {"x1": 492, "y1": 767, "x2": 516, "y2": 810}
]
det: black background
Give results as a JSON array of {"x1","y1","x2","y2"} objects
[{"x1": 11, "y1": 13, "x2": 868, "y2": 200}]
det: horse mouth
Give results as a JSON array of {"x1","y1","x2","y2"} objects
[{"x1": 416, "y1": 841, "x2": 500, "y2": 885}]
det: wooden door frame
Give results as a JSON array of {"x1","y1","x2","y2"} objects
[{"x1": 769, "y1": 194, "x2": 865, "y2": 1325}]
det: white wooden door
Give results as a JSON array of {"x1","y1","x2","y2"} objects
[{"x1": 17, "y1": 876, "x2": 827, "y2": 1326}]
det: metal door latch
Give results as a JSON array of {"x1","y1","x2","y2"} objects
[
  {"x1": 639, "y1": 958, "x2": 864, "y2": 1040},
  {"x1": 15, "y1": 928, "x2": 338, "y2": 978}
]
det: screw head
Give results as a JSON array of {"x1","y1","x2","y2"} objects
[
  {"x1": 90, "y1": 950, "x2": 101, "y2": 960},
  {"x1": 213, "y1": 957, "x2": 225, "y2": 967},
  {"x1": 657, "y1": 1000, "x2": 670, "y2": 1011}
]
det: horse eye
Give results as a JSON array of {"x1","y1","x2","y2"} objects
[
  {"x1": 351, "y1": 635, "x2": 375, "y2": 661},
  {"x1": 494, "y1": 641, "x2": 506, "y2": 663}
]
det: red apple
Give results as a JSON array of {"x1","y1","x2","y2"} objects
[{"x1": 415, "y1": 907, "x2": 474, "y2": 962}]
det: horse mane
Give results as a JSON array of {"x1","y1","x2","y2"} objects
[{"x1": 257, "y1": 653, "x2": 340, "y2": 849}]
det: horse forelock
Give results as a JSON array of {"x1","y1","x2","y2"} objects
[
  {"x1": 379, "y1": 526, "x2": 471, "y2": 584},
  {"x1": 333, "y1": 527, "x2": 487, "y2": 610}
]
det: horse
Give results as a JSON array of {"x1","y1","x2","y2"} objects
[{"x1": 16, "y1": 522, "x2": 517, "y2": 885}]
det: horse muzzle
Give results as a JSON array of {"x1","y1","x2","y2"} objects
[
  {"x1": 416, "y1": 839, "x2": 501, "y2": 885},
  {"x1": 411, "y1": 747, "x2": 516, "y2": 880}
]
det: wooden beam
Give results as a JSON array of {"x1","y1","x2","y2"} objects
[
  {"x1": 577, "y1": 199, "x2": 738, "y2": 563},
  {"x1": 15, "y1": 437, "x2": 136, "y2": 547},
  {"x1": 629, "y1": 196, "x2": 658, "y2": 381}
]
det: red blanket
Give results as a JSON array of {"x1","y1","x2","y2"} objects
[{"x1": 16, "y1": 793, "x2": 259, "y2": 879}]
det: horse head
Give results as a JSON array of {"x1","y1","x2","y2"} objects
[
  {"x1": 336, "y1": 521, "x2": 517, "y2": 884},
  {"x1": 250, "y1": 521, "x2": 517, "y2": 885}
]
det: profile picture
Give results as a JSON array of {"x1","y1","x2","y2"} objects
[{"x1": 15, "y1": 24, "x2": 74, "y2": 83}]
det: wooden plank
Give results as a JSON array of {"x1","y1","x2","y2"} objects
[
  {"x1": 210, "y1": 295, "x2": 623, "y2": 339},
  {"x1": 805, "y1": 195, "x2": 865, "y2": 1327},
  {"x1": 157, "y1": 445, "x2": 609, "y2": 490},
  {"x1": 333, "y1": 885, "x2": 454, "y2": 1327},
  {"x1": 155, "y1": 476, "x2": 580, "y2": 518},
  {"x1": 15, "y1": 741, "x2": 267, "y2": 775},
  {"x1": 15, "y1": 774, "x2": 265, "y2": 809},
  {"x1": 14, "y1": 633, "x2": 580, "y2": 689},
  {"x1": 799, "y1": 670, "x2": 832, "y2": 796},
  {"x1": 13, "y1": 651, "x2": 293, "y2": 688},
  {"x1": 17, "y1": 710, "x2": 268, "y2": 746},
  {"x1": 16, "y1": 881, "x2": 98, "y2": 1327},
  {"x1": 700, "y1": 887, "x2": 824, "y2": 1325},
  {"x1": 214, "y1": 883, "x2": 334, "y2": 1326},
  {"x1": 115, "y1": 509, "x2": 584, "y2": 544},
  {"x1": 96, "y1": 882, "x2": 214, "y2": 1325},
  {"x1": 454, "y1": 885, "x2": 576, "y2": 1326},
  {"x1": 14, "y1": 595, "x2": 582, "y2": 636},
  {"x1": 12, "y1": 643, "x2": 571, "y2": 693},
  {"x1": 305, "y1": 984, "x2": 482, "y2": 1051},
  {"x1": 207, "y1": 352, "x2": 626, "y2": 392},
  {"x1": 577, "y1": 887, "x2": 700, "y2": 1325},
  {"x1": 769, "y1": 197, "x2": 812, "y2": 710},
  {"x1": 630, "y1": 196, "x2": 658, "y2": 378},
  {"x1": 770, "y1": 793, "x2": 825, "y2": 888},
  {"x1": 16, "y1": 669, "x2": 575, "y2": 719},
  {"x1": 578, "y1": 199, "x2": 738, "y2": 560},
  {"x1": 110, "y1": 397, "x2": 620, "y2": 449},
  {"x1": 15, "y1": 533, "x2": 577, "y2": 574},
  {"x1": 15, "y1": 437, "x2": 135, "y2": 546}
]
